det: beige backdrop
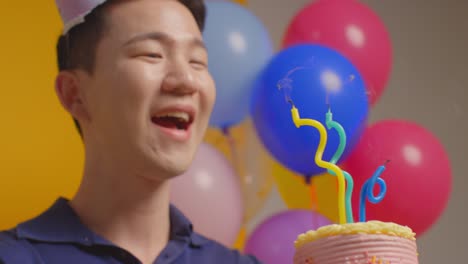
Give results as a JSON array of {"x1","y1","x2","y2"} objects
[{"x1": 246, "y1": 0, "x2": 468, "y2": 263}]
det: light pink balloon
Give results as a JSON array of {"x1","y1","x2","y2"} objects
[{"x1": 170, "y1": 143, "x2": 244, "y2": 247}]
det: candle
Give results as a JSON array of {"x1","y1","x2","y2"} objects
[
  {"x1": 277, "y1": 77, "x2": 293, "y2": 105},
  {"x1": 291, "y1": 106, "x2": 347, "y2": 225},
  {"x1": 277, "y1": 67, "x2": 310, "y2": 106},
  {"x1": 325, "y1": 108, "x2": 354, "y2": 223},
  {"x1": 359, "y1": 161, "x2": 389, "y2": 222}
]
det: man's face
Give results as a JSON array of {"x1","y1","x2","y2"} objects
[{"x1": 78, "y1": 0, "x2": 215, "y2": 179}]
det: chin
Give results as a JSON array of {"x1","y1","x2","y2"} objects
[
  {"x1": 147, "y1": 153, "x2": 194, "y2": 180},
  {"x1": 164, "y1": 159, "x2": 191, "y2": 176}
]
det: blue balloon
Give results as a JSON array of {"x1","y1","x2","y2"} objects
[
  {"x1": 251, "y1": 44, "x2": 369, "y2": 177},
  {"x1": 204, "y1": 2, "x2": 273, "y2": 128}
]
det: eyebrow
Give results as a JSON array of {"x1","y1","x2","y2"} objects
[{"x1": 123, "y1": 31, "x2": 207, "y2": 51}]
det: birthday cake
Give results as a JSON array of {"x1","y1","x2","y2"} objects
[
  {"x1": 277, "y1": 81, "x2": 420, "y2": 264},
  {"x1": 293, "y1": 221, "x2": 419, "y2": 264}
]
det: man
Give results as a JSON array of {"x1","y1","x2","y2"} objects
[{"x1": 0, "y1": 0, "x2": 261, "y2": 263}]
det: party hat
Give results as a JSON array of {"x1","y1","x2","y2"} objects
[{"x1": 55, "y1": 0, "x2": 107, "y2": 34}]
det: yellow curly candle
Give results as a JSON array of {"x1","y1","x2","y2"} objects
[{"x1": 291, "y1": 106, "x2": 346, "y2": 224}]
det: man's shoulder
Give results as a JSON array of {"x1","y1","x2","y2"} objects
[
  {"x1": 0, "y1": 229, "x2": 38, "y2": 263},
  {"x1": 190, "y1": 232, "x2": 261, "y2": 264}
]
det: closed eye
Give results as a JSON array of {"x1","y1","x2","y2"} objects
[
  {"x1": 135, "y1": 53, "x2": 163, "y2": 63},
  {"x1": 190, "y1": 60, "x2": 207, "y2": 69},
  {"x1": 144, "y1": 53, "x2": 163, "y2": 59}
]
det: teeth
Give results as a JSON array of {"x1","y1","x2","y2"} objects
[{"x1": 157, "y1": 112, "x2": 190, "y2": 122}]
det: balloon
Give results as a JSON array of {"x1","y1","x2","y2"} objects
[
  {"x1": 344, "y1": 120, "x2": 452, "y2": 236},
  {"x1": 233, "y1": 226, "x2": 247, "y2": 251},
  {"x1": 313, "y1": 173, "x2": 339, "y2": 223},
  {"x1": 170, "y1": 143, "x2": 244, "y2": 247},
  {"x1": 251, "y1": 44, "x2": 369, "y2": 177},
  {"x1": 204, "y1": 119, "x2": 275, "y2": 223},
  {"x1": 283, "y1": 0, "x2": 392, "y2": 105},
  {"x1": 272, "y1": 163, "x2": 340, "y2": 223},
  {"x1": 0, "y1": 3, "x2": 83, "y2": 230},
  {"x1": 272, "y1": 163, "x2": 312, "y2": 210},
  {"x1": 244, "y1": 210, "x2": 332, "y2": 264},
  {"x1": 204, "y1": 1, "x2": 273, "y2": 128}
]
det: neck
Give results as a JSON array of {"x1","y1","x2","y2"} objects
[{"x1": 71, "y1": 153, "x2": 171, "y2": 264}]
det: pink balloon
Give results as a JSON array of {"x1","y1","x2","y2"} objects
[
  {"x1": 244, "y1": 210, "x2": 332, "y2": 264},
  {"x1": 344, "y1": 120, "x2": 452, "y2": 236},
  {"x1": 170, "y1": 143, "x2": 244, "y2": 247},
  {"x1": 283, "y1": 0, "x2": 392, "y2": 105}
]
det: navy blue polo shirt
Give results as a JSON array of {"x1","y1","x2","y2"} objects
[{"x1": 0, "y1": 198, "x2": 261, "y2": 264}]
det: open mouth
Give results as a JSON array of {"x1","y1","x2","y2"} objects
[{"x1": 151, "y1": 112, "x2": 194, "y2": 131}]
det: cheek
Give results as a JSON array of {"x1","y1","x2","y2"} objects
[
  {"x1": 86, "y1": 66, "x2": 157, "y2": 134},
  {"x1": 201, "y1": 75, "x2": 216, "y2": 113},
  {"x1": 113, "y1": 63, "x2": 160, "y2": 113}
]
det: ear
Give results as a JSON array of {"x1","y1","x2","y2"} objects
[{"x1": 55, "y1": 71, "x2": 90, "y2": 123}]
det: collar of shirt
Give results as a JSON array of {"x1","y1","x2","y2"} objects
[{"x1": 15, "y1": 197, "x2": 209, "y2": 249}]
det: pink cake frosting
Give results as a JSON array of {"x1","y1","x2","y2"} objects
[
  {"x1": 293, "y1": 221, "x2": 419, "y2": 264},
  {"x1": 294, "y1": 234, "x2": 418, "y2": 264}
]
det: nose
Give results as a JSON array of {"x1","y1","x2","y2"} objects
[{"x1": 161, "y1": 62, "x2": 198, "y2": 96}]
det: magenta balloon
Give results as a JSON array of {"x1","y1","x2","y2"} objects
[
  {"x1": 283, "y1": 0, "x2": 392, "y2": 105},
  {"x1": 345, "y1": 120, "x2": 452, "y2": 236},
  {"x1": 244, "y1": 210, "x2": 332, "y2": 264},
  {"x1": 170, "y1": 143, "x2": 244, "y2": 247}
]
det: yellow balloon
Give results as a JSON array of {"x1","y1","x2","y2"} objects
[
  {"x1": 272, "y1": 165, "x2": 340, "y2": 223},
  {"x1": 313, "y1": 173, "x2": 339, "y2": 223},
  {"x1": 204, "y1": 122, "x2": 246, "y2": 161},
  {"x1": 232, "y1": 226, "x2": 247, "y2": 251},
  {"x1": 0, "y1": 3, "x2": 83, "y2": 229},
  {"x1": 272, "y1": 163, "x2": 312, "y2": 209},
  {"x1": 204, "y1": 120, "x2": 275, "y2": 223}
]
